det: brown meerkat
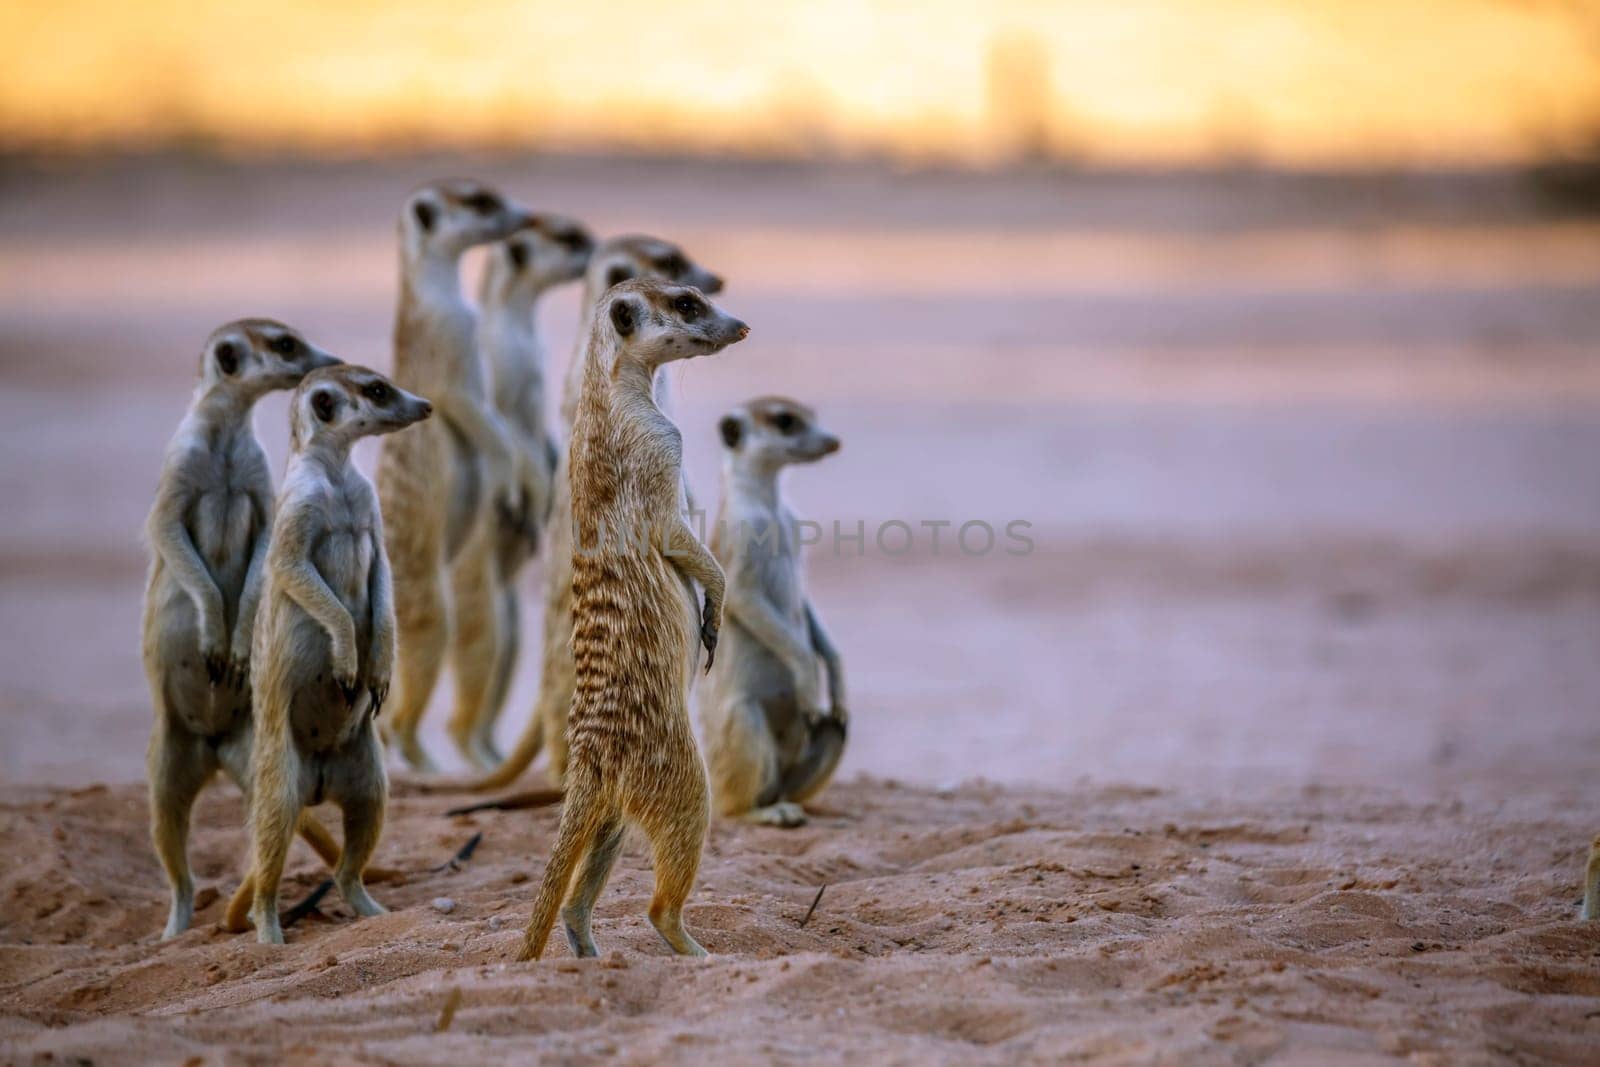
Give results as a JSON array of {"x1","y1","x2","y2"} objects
[
  {"x1": 377, "y1": 179, "x2": 533, "y2": 772},
  {"x1": 519, "y1": 278, "x2": 748, "y2": 961},
  {"x1": 444, "y1": 213, "x2": 594, "y2": 770},
  {"x1": 700, "y1": 398, "x2": 848, "y2": 828},
  {"x1": 142, "y1": 319, "x2": 343, "y2": 939},
  {"x1": 241, "y1": 365, "x2": 432, "y2": 944},
  {"x1": 460, "y1": 235, "x2": 724, "y2": 794}
]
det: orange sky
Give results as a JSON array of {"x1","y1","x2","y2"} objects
[{"x1": 2, "y1": 0, "x2": 1597, "y2": 166}]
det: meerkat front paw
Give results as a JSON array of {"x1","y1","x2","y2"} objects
[
  {"x1": 700, "y1": 597, "x2": 720, "y2": 671},
  {"x1": 202, "y1": 647, "x2": 230, "y2": 687},
  {"x1": 367, "y1": 678, "x2": 390, "y2": 717}
]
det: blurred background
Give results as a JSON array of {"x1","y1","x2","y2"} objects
[{"x1": 2, "y1": 0, "x2": 1597, "y2": 795}]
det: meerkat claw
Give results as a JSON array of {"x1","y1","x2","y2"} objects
[{"x1": 368, "y1": 683, "x2": 388, "y2": 717}]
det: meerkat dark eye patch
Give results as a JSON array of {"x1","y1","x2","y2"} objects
[
  {"x1": 311, "y1": 389, "x2": 340, "y2": 423},
  {"x1": 658, "y1": 253, "x2": 688, "y2": 276},
  {"x1": 605, "y1": 263, "x2": 635, "y2": 289},
  {"x1": 772, "y1": 412, "x2": 799, "y2": 434},
  {"x1": 672, "y1": 294, "x2": 705, "y2": 322},
  {"x1": 362, "y1": 381, "x2": 392, "y2": 405},
  {"x1": 610, "y1": 298, "x2": 637, "y2": 337},
  {"x1": 215, "y1": 341, "x2": 239, "y2": 376},
  {"x1": 464, "y1": 192, "x2": 502, "y2": 215},
  {"x1": 508, "y1": 243, "x2": 528, "y2": 270},
  {"x1": 413, "y1": 200, "x2": 437, "y2": 232},
  {"x1": 269, "y1": 334, "x2": 300, "y2": 357},
  {"x1": 718, "y1": 416, "x2": 743, "y2": 449}
]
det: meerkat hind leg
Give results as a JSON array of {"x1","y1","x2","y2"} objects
[
  {"x1": 637, "y1": 772, "x2": 710, "y2": 958},
  {"x1": 447, "y1": 536, "x2": 503, "y2": 771},
  {"x1": 1583, "y1": 835, "x2": 1600, "y2": 920},
  {"x1": 776, "y1": 718, "x2": 847, "y2": 806},
  {"x1": 562, "y1": 818, "x2": 625, "y2": 958},
  {"x1": 331, "y1": 737, "x2": 389, "y2": 918},
  {"x1": 148, "y1": 723, "x2": 217, "y2": 939},
  {"x1": 247, "y1": 745, "x2": 308, "y2": 945},
  {"x1": 476, "y1": 579, "x2": 522, "y2": 764},
  {"x1": 384, "y1": 566, "x2": 450, "y2": 773}
]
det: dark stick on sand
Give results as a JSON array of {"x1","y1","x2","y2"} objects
[
  {"x1": 430, "y1": 831, "x2": 484, "y2": 873},
  {"x1": 444, "y1": 789, "x2": 564, "y2": 817},
  {"x1": 282, "y1": 879, "x2": 335, "y2": 928},
  {"x1": 799, "y1": 884, "x2": 827, "y2": 929}
]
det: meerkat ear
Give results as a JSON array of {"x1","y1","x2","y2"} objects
[
  {"x1": 412, "y1": 199, "x2": 437, "y2": 233},
  {"x1": 605, "y1": 263, "x2": 635, "y2": 289},
  {"x1": 609, "y1": 297, "x2": 637, "y2": 338},
  {"x1": 718, "y1": 415, "x2": 743, "y2": 449},
  {"x1": 214, "y1": 341, "x2": 239, "y2": 376},
  {"x1": 311, "y1": 389, "x2": 340, "y2": 424},
  {"x1": 508, "y1": 242, "x2": 528, "y2": 271}
]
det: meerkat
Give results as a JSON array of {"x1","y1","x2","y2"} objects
[
  {"x1": 378, "y1": 179, "x2": 533, "y2": 772},
  {"x1": 444, "y1": 213, "x2": 594, "y2": 770},
  {"x1": 519, "y1": 278, "x2": 748, "y2": 961},
  {"x1": 461, "y1": 235, "x2": 724, "y2": 793},
  {"x1": 241, "y1": 365, "x2": 433, "y2": 944},
  {"x1": 700, "y1": 398, "x2": 848, "y2": 828},
  {"x1": 142, "y1": 319, "x2": 345, "y2": 939},
  {"x1": 1585, "y1": 837, "x2": 1599, "y2": 919}
]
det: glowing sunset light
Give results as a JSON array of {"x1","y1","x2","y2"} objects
[{"x1": 0, "y1": 0, "x2": 1596, "y2": 166}]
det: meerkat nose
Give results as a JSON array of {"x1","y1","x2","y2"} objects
[
  {"x1": 417, "y1": 400, "x2": 434, "y2": 419},
  {"x1": 733, "y1": 321, "x2": 750, "y2": 340}
]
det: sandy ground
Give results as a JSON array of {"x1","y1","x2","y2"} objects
[
  {"x1": 2, "y1": 156, "x2": 1599, "y2": 1062},
  {"x1": 3, "y1": 778, "x2": 1598, "y2": 1064}
]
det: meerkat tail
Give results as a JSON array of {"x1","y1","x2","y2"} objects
[{"x1": 518, "y1": 766, "x2": 610, "y2": 961}]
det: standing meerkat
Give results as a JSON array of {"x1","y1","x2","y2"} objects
[
  {"x1": 243, "y1": 365, "x2": 433, "y2": 944},
  {"x1": 519, "y1": 278, "x2": 748, "y2": 961},
  {"x1": 378, "y1": 179, "x2": 533, "y2": 772},
  {"x1": 445, "y1": 213, "x2": 594, "y2": 770},
  {"x1": 700, "y1": 398, "x2": 848, "y2": 828},
  {"x1": 142, "y1": 319, "x2": 343, "y2": 939},
  {"x1": 461, "y1": 235, "x2": 723, "y2": 793}
]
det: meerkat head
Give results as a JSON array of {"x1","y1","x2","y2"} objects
[
  {"x1": 482, "y1": 213, "x2": 595, "y2": 305},
  {"x1": 401, "y1": 179, "x2": 533, "y2": 260},
  {"x1": 602, "y1": 278, "x2": 748, "y2": 372},
  {"x1": 718, "y1": 397, "x2": 840, "y2": 470},
  {"x1": 291, "y1": 365, "x2": 433, "y2": 453},
  {"x1": 199, "y1": 319, "x2": 341, "y2": 397},
  {"x1": 587, "y1": 234, "x2": 724, "y2": 299}
]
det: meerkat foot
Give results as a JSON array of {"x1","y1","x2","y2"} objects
[
  {"x1": 386, "y1": 728, "x2": 439, "y2": 774},
  {"x1": 338, "y1": 879, "x2": 387, "y2": 919},
  {"x1": 562, "y1": 906, "x2": 601, "y2": 959},
  {"x1": 162, "y1": 890, "x2": 195, "y2": 940},
  {"x1": 648, "y1": 904, "x2": 708, "y2": 958},
  {"x1": 252, "y1": 906, "x2": 285, "y2": 945},
  {"x1": 744, "y1": 802, "x2": 807, "y2": 828}
]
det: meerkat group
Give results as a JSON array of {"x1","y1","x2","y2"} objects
[{"x1": 141, "y1": 177, "x2": 855, "y2": 954}]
